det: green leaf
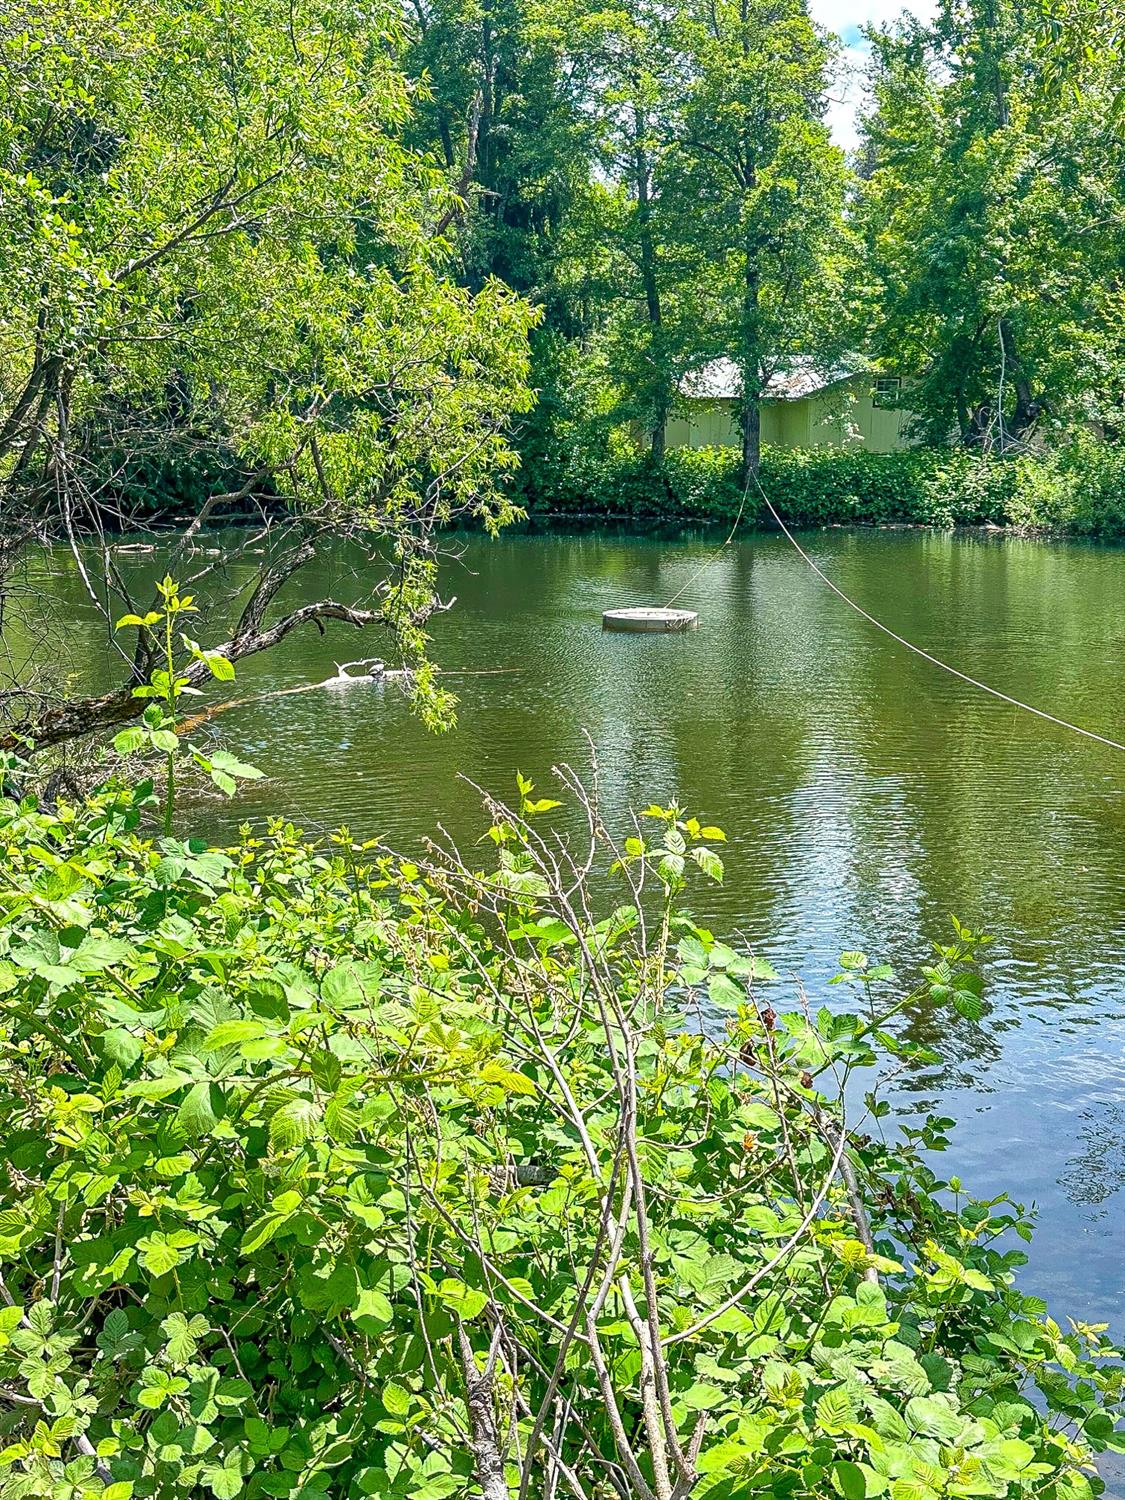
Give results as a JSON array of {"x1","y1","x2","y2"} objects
[
  {"x1": 690, "y1": 846, "x2": 724, "y2": 883},
  {"x1": 953, "y1": 990, "x2": 984, "y2": 1022},
  {"x1": 268, "y1": 1097, "x2": 321, "y2": 1152},
  {"x1": 202, "y1": 1457, "x2": 244, "y2": 1499},
  {"x1": 353, "y1": 1287, "x2": 394, "y2": 1334},
  {"x1": 322, "y1": 964, "x2": 365, "y2": 1006},
  {"x1": 727, "y1": 954, "x2": 780, "y2": 980},
  {"x1": 241, "y1": 1213, "x2": 286, "y2": 1255},
  {"x1": 209, "y1": 749, "x2": 263, "y2": 779},
  {"x1": 905, "y1": 1395, "x2": 966, "y2": 1442},
  {"x1": 438, "y1": 1280, "x2": 489, "y2": 1319},
  {"x1": 177, "y1": 1080, "x2": 224, "y2": 1137},
  {"x1": 215, "y1": 1377, "x2": 253, "y2": 1407},
  {"x1": 833, "y1": 1460, "x2": 867, "y2": 1500},
  {"x1": 383, "y1": 1382, "x2": 411, "y2": 1416},
  {"x1": 707, "y1": 972, "x2": 744, "y2": 1008},
  {"x1": 993, "y1": 1438, "x2": 1035, "y2": 1472},
  {"x1": 137, "y1": 1231, "x2": 196, "y2": 1276},
  {"x1": 479, "y1": 1060, "x2": 537, "y2": 1095},
  {"x1": 815, "y1": 1386, "x2": 857, "y2": 1432},
  {"x1": 113, "y1": 727, "x2": 147, "y2": 755},
  {"x1": 202, "y1": 1019, "x2": 267, "y2": 1052},
  {"x1": 102, "y1": 1027, "x2": 143, "y2": 1069},
  {"x1": 124, "y1": 1072, "x2": 195, "y2": 1099},
  {"x1": 207, "y1": 654, "x2": 236, "y2": 682},
  {"x1": 889, "y1": 1482, "x2": 930, "y2": 1500},
  {"x1": 677, "y1": 936, "x2": 709, "y2": 966},
  {"x1": 162, "y1": 1311, "x2": 209, "y2": 1365},
  {"x1": 0, "y1": 1304, "x2": 25, "y2": 1335}
]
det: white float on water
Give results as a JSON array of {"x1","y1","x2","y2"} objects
[{"x1": 602, "y1": 606, "x2": 698, "y2": 633}]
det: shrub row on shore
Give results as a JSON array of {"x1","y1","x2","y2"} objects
[{"x1": 523, "y1": 441, "x2": 1125, "y2": 537}]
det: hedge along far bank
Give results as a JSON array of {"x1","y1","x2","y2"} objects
[{"x1": 521, "y1": 441, "x2": 1125, "y2": 537}]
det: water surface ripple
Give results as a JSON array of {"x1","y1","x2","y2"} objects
[{"x1": 28, "y1": 527, "x2": 1125, "y2": 1345}]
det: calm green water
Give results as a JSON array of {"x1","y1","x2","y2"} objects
[{"x1": 23, "y1": 527, "x2": 1125, "y2": 1343}]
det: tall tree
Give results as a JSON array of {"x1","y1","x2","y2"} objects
[
  {"x1": 402, "y1": 0, "x2": 595, "y2": 303},
  {"x1": 858, "y1": 0, "x2": 1125, "y2": 446},
  {"x1": 577, "y1": 1, "x2": 681, "y2": 462},
  {"x1": 663, "y1": 0, "x2": 853, "y2": 477}
]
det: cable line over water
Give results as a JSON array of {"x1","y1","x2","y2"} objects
[{"x1": 666, "y1": 467, "x2": 1125, "y2": 755}]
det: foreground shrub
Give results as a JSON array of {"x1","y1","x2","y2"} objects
[
  {"x1": 0, "y1": 776, "x2": 1122, "y2": 1499},
  {"x1": 523, "y1": 440, "x2": 1125, "y2": 537}
]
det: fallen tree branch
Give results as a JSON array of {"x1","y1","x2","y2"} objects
[{"x1": 0, "y1": 596, "x2": 388, "y2": 753}]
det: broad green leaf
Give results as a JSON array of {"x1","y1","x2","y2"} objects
[
  {"x1": 113, "y1": 727, "x2": 147, "y2": 755},
  {"x1": 437, "y1": 1279, "x2": 489, "y2": 1319},
  {"x1": 202, "y1": 1457, "x2": 244, "y2": 1499},
  {"x1": 353, "y1": 1287, "x2": 394, "y2": 1334},
  {"x1": 268, "y1": 1097, "x2": 321, "y2": 1152},
  {"x1": 241, "y1": 1213, "x2": 286, "y2": 1255},
  {"x1": 691, "y1": 846, "x2": 724, "y2": 883},
  {"x1": 322, "y1": 964, "x2": 365, "y2": 1006},
  {"x1": 707, "y1": 972, "x2": 744, "y2": 1008},
  {"x1": 202, "y1": 1019, "x2": 267, "y2": 1052},
  {"x1": 209, "y1": 749, "x2": 262, "y2": 779},
  {"x1": 833, "y1": 1459, "x2": 867, "y2": 1500},
  {"x1": 383, "y1": 1381, "x2": 411, "y2": 1416},
  {"x1": 137, "y1": 1231, "x2": 197, "y2": 1276},
  {"x1": 177, "y1": 1080, "x2": 224, "y2": 1137},
  {"x1": 207, "y1": 654, "x2": 236, "y2": 682},
  {"x1": 815, "y1": 1386, "x2": 857, "y2": 1432},
  {"x1": 905, "y1": 1395, "x2": 967, "y2": 1442},
  {"x1": 479, "y1": 1060, "x2": 537, "y2": 1095}
]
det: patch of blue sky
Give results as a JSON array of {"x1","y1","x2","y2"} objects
[{"x1": 808, "y1": 0, "x2": 933, "y2": 148}]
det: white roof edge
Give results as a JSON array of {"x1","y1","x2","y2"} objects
[{"x1": 678, "y1": 357, "x2": 870, "y2": 402}]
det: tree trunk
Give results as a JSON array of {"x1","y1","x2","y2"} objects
[
  {"x1": 739, "y1": 150, "x2": 761, "y2": 481},
  {"x1": 0, "y1": 355, "x2": 63, "y2": 467},
  {"x1": 741, "y1": 232, "x2": 761, "y2": 479},
  {"x1": 633, "y1": 109, "x2": 667, "y2": 464},
  {"x1": 998, "y1": 319, "x2": 1039, "y2": 442},
  {"x1": 457, "y1": 1326, "x2": 508, "y2": 1500},
  {"x1": 742, "y1": 391, "x2": 760, "y2": 477}
]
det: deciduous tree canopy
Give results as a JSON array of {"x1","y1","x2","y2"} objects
[{"x1": 0, "y1": 0, "x2": 535, "y2": 738}]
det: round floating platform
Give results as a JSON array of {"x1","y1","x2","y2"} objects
[{"x1": 602, "y1": 606, "x2": 699, "y2": 633}]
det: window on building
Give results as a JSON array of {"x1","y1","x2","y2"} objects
[{"x1": 873, "y1": 376, "x2": 901, "y2": 409}]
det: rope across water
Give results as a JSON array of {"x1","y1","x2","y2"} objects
[{"x1": 665, "y1": 466, "x2": 1125, "y2": 755}]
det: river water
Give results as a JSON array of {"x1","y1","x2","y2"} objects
[{"x1": 22, "y1": 526, "x2": 1125, "y2": 1344}]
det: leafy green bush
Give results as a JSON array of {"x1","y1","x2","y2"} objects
[
  {"x1": 522, "y1": 441, "x2": 1125, "y2": 537},
  {"x1": 0, "y1": 775, "x2": 1122, "y2": 1499}
]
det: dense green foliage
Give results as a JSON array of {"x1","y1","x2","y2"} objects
[
  {"x1": 523, "y1": 441, "x2": 1125, "y2": 536},
  {"x1": 2, "y1": 0, "x2": 1123, "y2": 750},
  {"x1": 857, "y1": 0, "x2": 1125, "y2": 447},
  {"x1": 0, "y1": 0, "x2": 536, "y2": 741},
  {"x1": 2, "y1": 0, "x2": 1122, "y2": 530},
  {"x1": 0, "y1": 0, "x2": 534, "y2": 524},
  {"x1": 0, "y1": 773, "x2": 1122, "y2": 1498},
  {"x1": 398, "y1": 0, "x2": 1125, "y2": 478}
]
